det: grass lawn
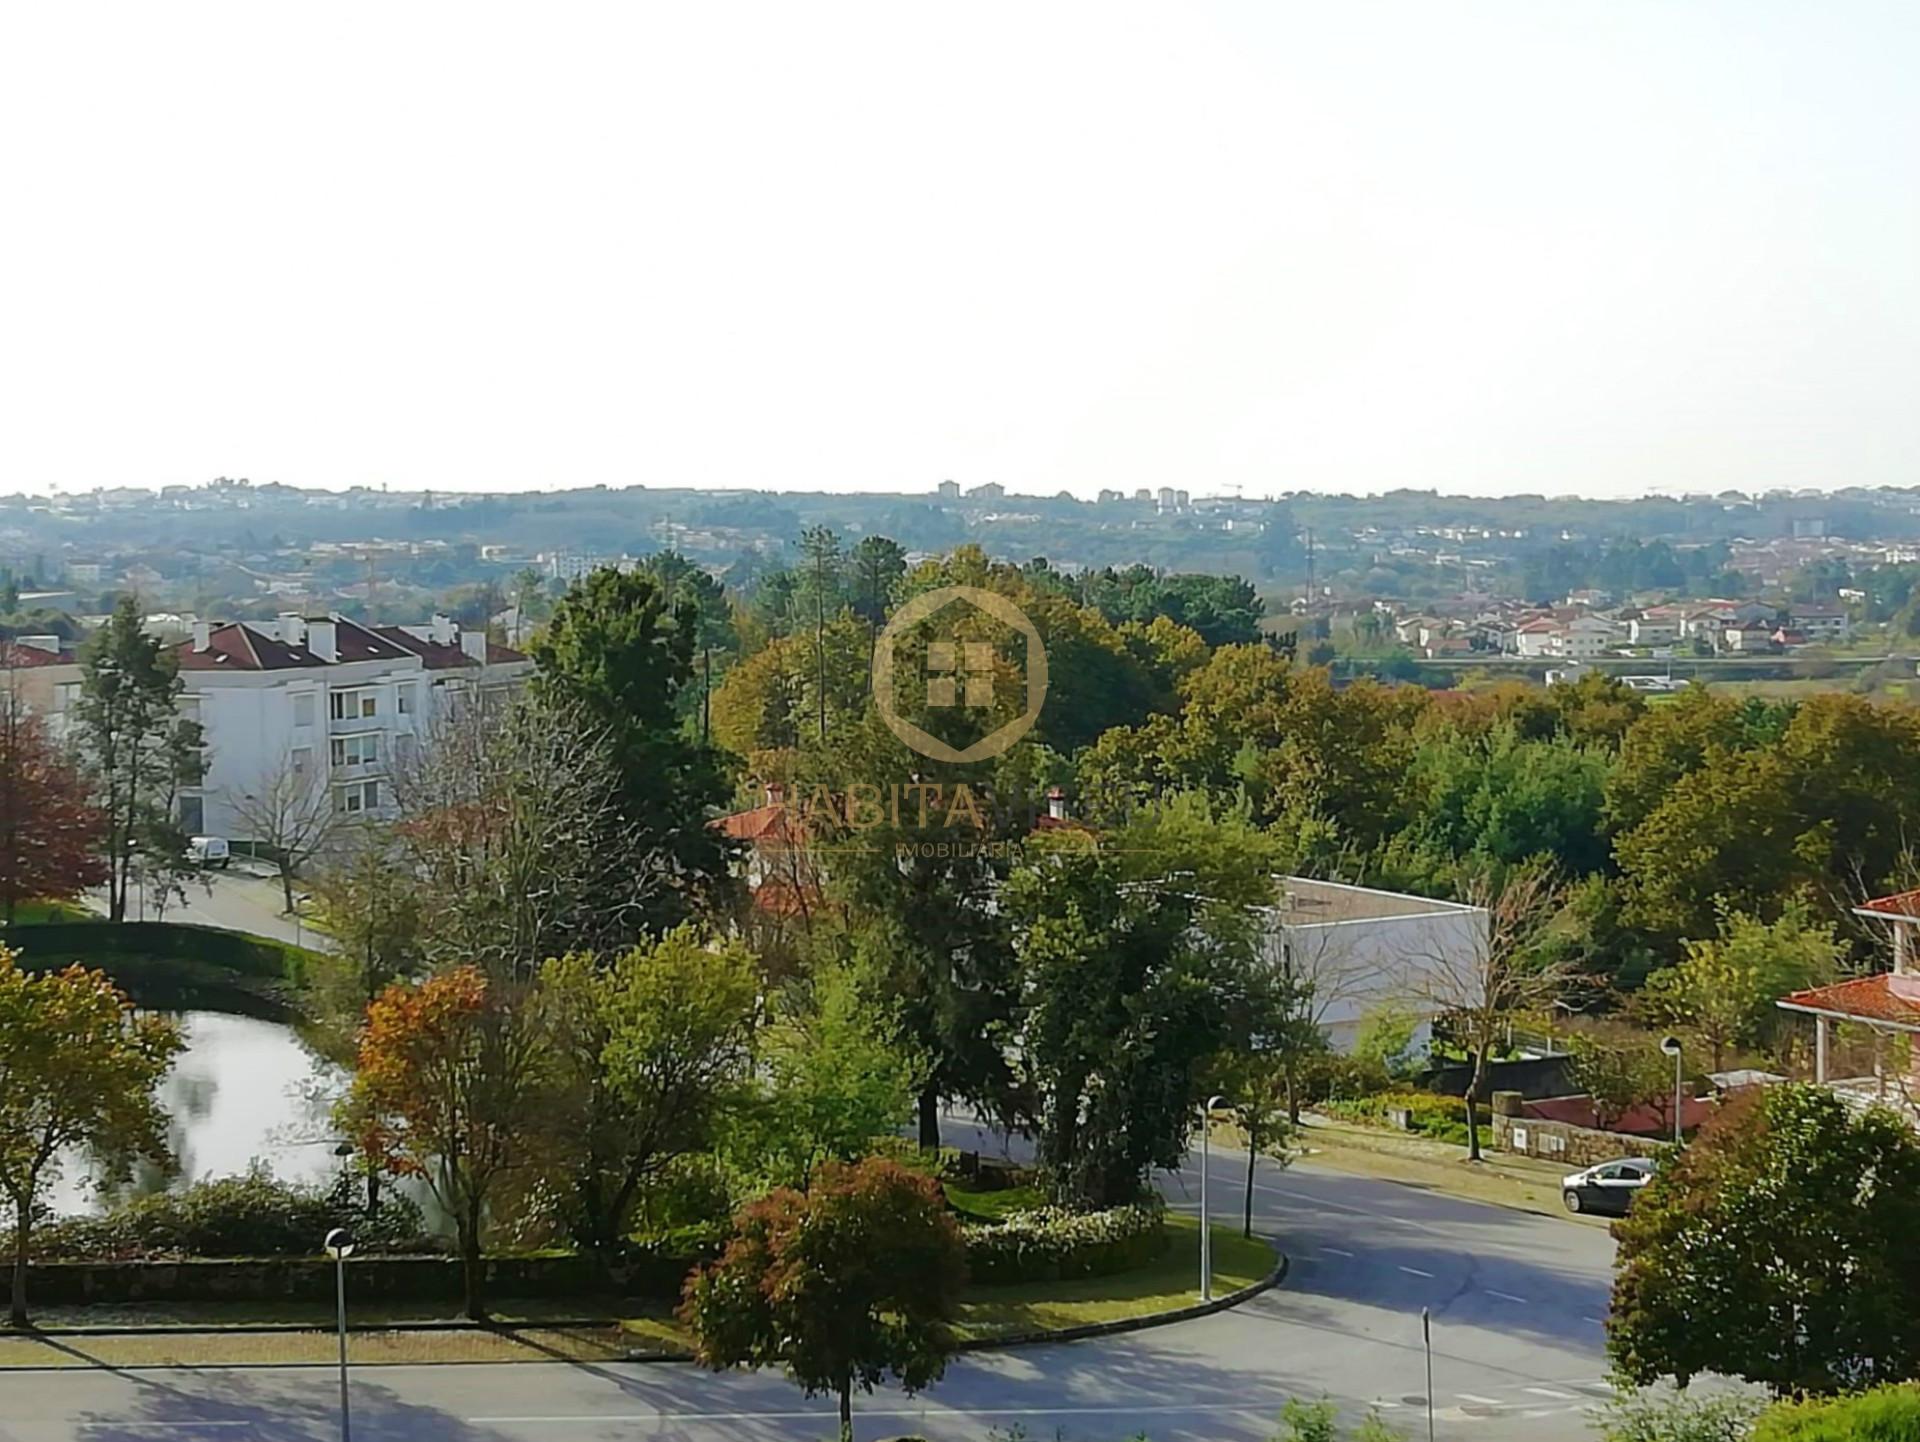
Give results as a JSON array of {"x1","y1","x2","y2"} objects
[
  {"x1": 4, "y1": 899, "x2": 92, "y2": 925},
  {"x1": 0, "y1": 1218, "x2": 1278, "y2": 1368},
  {"x1": 943, "y1": 1181, "x2": 1047, "y2": 1222},
  {"x1": 953, "y1": 1215, "x2": 1275, "y2": 1341}
]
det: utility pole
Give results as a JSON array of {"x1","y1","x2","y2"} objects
[{"x1": 1304, "y1": 527, "x2": 1315, "y2": 603}]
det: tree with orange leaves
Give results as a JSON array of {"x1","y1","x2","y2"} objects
[
  {"x1": 343, "y1": 966, "x2": 553, "y2": 1318},
  {"x1": 681, "y1": 1156, "x2": 966, "y2": 1442}
]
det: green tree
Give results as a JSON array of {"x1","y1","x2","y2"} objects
[
  {"x1": 682, "y1": 1156, "x2": 966, "y2": 1442},
  {"x1": 1005, "y1": 798, "x2": 1282, "y2": 1207},
  {"x1": 1610, "y1": 1085, "x2": 1920, "y2": 1394},
  {"x1": 305, "y1": 839, "x2": 426, "y2": 1066},
  {"x1": 0, "y1": 948, "x2": 184, "y2": 1326},
  {"x1": 726, "y1": 958, "x2": 925, "y2": 1191},
  {"x1": 540, "y1": 928, "x2": 759, "y2": 1268},
  {"x1": 847, "y1": 535, "x2": 907, "y2": 626},
  {"x1": 1566, "y1": 1025, "x2": 1682, "y2": 1131},
  {"x1": 530, "y1": 567, "x2": 733, "y2": 925},
  {"x1": 1636, "y1": 902, "x2": 1844, "y2": 1070},
  {"x1": 0, "y1": 677, "x2": 104, "y2": 925},
  {"x1": 74, "y1": 596, "x2": 204, "y2": 922},
  {"x1": 1594, "y1": 1390, "x2": 1764, "y2": 1442}
]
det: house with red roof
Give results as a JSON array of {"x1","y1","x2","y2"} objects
[{"x1": 1777, "y1": 889, "x2": 1920, "y2": 1117}]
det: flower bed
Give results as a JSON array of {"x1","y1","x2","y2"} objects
[
  {"x1": 962, "y1": 1203, "x2": 1167, "y2": 1286},
  {"x1": 1323, "y1": 1089, "x2": 1471, "y2": 1145}
]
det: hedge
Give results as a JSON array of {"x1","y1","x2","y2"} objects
[
  {"x1": 962, "y1": 1203, "x2": 1167, "y2": 1285},
  {"x1": 3, "y1": 920, "x2": 321, "y2": 1018},
  {"x1": 1753, "y1": 1385, "x2": 1920, "y2": 1442},
  {"x1": 1323, "y1": 1089, "x2": 1471, "y2": 1145}
]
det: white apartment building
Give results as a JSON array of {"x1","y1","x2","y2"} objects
[
  {"x1": 172, "y1": 613, "x2": 530, "y2": 840},
  {"x1": 1627, "y1": 616, "x2": 1679, "y2": 647},
  {"x1": 1790, "y1": 607, "x2": 1851, "y2": 644}
]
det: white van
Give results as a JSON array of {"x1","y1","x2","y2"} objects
[{"x1": 188, "y1": 836, "x2": 231, "y2": 869}]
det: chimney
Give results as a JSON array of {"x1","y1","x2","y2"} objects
[
  {"x1": 307, "y1": 618, "x2": 338, "y2": 662},
  {"x1": 1046, "y1": 785, "x2": 1068, "y2": 821},
  {"x1": 430, "y1": 613, "x2": 456, "y2": 647},
  {"x1": 277, "y1": 612, "x2": 306, "y2": 648},
  {"x1": 460, "y1": 629, "x2": 487, "y2": 663},
  {"x1": 191, "y1": 620, "x2": 211, "y2": 653}
]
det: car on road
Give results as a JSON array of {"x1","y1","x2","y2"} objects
[
  {"x1": 188, "y1": 835, "x2": 232, "y2": 869},
  {"x1": 1562, "y1": 1157, "x2": 1657, "y2": 1216}
]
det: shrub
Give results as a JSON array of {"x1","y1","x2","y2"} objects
[
  {"x1": 1322, "y1": 1090, "x2": 1469, "y2": 1145},
  {"x1": 962, "y1": 1202, "x2": 1167, "y2": 1285},
  {"x1": 35, "y1": 1166, "x2": 436, "y2": 1261},
  {"x1": 1597, "y1": 1390, "x2": 1765, "y2": 1442},
  {"x1": 1752, "y1": 1384, "x2": 1920, "y2": 1441}
]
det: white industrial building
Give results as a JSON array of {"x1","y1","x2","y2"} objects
[{"x1": 1262, "y1": 878, "x2": 1489, "y2": 1053}]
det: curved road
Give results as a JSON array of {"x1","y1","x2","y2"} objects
[{"x1": 2, "y1": 1123, "x2": 1618, "y2": 1441}]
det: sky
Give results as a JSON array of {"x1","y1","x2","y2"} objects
[{"x1": 2, "y1": 2, "x2": 1916, "y2": 502}]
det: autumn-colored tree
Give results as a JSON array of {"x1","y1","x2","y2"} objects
[
  {"x1": 0, "y1": 678, "x2": 105, "y2": 924},
  {"x1": 0, "y1": 947, "x2": 183, "y2": 1326},
  {"x1": 681, "y1": 1156, "x2": 967, "y2": 1442},
  {"x1": 344, "y1": 967, "x2": 552, "y2": 1318}
]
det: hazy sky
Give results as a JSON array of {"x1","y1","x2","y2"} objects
[{"x1": 4, "y1": 2, "x2": 1915, "y2": 500}]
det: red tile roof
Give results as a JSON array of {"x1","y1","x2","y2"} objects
[
  {"x1": 713, "y1": 803, "x2": 806, "y2": 844},
  {"x1": 0, "y1": 642, "x2": 76, "y2": 667},
  {"x1": 1860, "y1": 889, "x2": 1920, "y2": 919},
  {"x1": 178, "y1": 619, "x2": 452, "y2": 671},
  {"x1": 372, "y1": 626, "x2": 477, "y2": 670},
  {"x1": 1778, "y1": 974, "x2": 1920, "y2": 1028}
]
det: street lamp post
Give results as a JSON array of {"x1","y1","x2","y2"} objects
[
  {"x1": 1421, "y1": 1307, "x2": 1435, "y2": 1442},
  {"x1": 325, "y1": 1227, "x2": 356, "y2": 1442},
  {"x1": 1199, "y1": 1093, "x2": 1226, "y2": 1302},
  {"x1": 1660, "y1": 1036, "x2": 1684, "y2": 1146}
]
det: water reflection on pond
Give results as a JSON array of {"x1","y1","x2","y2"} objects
[{"x1": 49, "y1": 1011, "x2": 342, "y2": 1215}]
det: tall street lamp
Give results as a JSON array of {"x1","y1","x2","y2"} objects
[
  {"x1": 325, "y1": 1227, "x2": 356, "y2": 1442},
  {"x1": 1660, "y1": 1036, "x2": 1684, "y2": 1146},
  {"x1": 1199, "y1": 1093, "x2": 1227, "y2": 1302}
]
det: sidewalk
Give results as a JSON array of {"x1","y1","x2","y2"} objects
[{"x1": 1288, "y1": 1115, "x2": 1611, "y2": 1226}]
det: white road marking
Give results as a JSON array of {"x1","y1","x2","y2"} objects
[
  {"x1": 470, "y1": 1401, "x2": 1290, "y2": 1425},
  {"x1": 1397, "y1": 1265, "x2": 1435, "y2": 1278},
  {"x1": 1525, "y1": 1387, "x2": 1576, "y2": 1399},
  {"x1": 1318, "y1": 1246, "x2": 1355, "y2": 1257},
  {"x1": 79, "y1": 1429, "x2": 253, "y2": 1434},
  {"x1": 1584, "y1": 1315, "x2": 1608, "y2": 1325},
  {"x1": 1456, "y1": 1393, "x2": 1506, "y2": 1406},
  {"x1": 1486, "y1": 1289, "x2": 1529, "y2": 1304}
]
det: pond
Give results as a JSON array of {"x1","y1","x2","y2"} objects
[{"x1": 48, "y1": 1011, "x2": 345, "y2": 1215}]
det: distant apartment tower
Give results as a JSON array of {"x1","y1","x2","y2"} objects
[
  {"x1": 965, "y1": 482, "x2": 1005, "y2": 501},
  {"x1": 1096, "y1": 489, "x2": 1123, "y2": 504},
  {"x1": 1134, "y1": 488, "x2": 1153, "y2": 503},
  {"x1": 936, "y1": 479, "x2": 961, "y2": 500}
]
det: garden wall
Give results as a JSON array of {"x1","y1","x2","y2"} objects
[
  {"x1": 25, "y1": 1251, "x2": 700, "y2": 1307},
  {"x1": 1490, "y1": 1111, "x2": 1674, "y2": 1169}
]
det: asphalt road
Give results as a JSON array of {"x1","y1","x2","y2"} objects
[{"x1": 1, "y1": 1124, "x2": 1620, "y2": 1442}]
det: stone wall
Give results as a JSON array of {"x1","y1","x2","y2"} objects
[{"x1": 1490, "y1": 1111, "x2": 1675, "y2": 1170}]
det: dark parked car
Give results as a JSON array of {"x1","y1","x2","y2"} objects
[{"x1": 1562, "y1": 1158, "x2": 1656, "y2": 1216}]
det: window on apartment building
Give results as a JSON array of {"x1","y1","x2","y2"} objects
[
  {"x1": 397, "y1": 682, "x2": 416, "y2": 716},
  {"x1": 54, "y1": 681, "x2": 80, "y2": 712},
  {"x1": 291, "y1": 746, "x2": 313, "y2": 777},
  {"x1": 334, "y1": 779, "x2": 381, "y2": 815},
  {"x1": 329, "y1": 689, "x2": 378, "y2": 721},
  {"x1": 330, "y1": 733, "x2": 381, "y2": 768},
  {"x1": 293, "y1": 692, "x2": 316, "y2": 728},
  {"x1": 179, "y1": 794, "x2": 205, "y2": 833}
]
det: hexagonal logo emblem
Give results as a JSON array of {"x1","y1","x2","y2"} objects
[{"x1": 871, "y1": 585, "x2": 1048, "y2": 763}]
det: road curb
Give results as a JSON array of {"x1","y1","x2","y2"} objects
[{"x1": 951, "y1": 1244, "x2": 1290, "y2": 1354}]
